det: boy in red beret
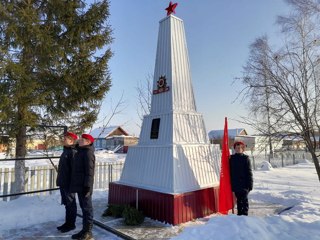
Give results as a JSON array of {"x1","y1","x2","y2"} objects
[
  {"x1": 229, "y1": 141, "x2": 253, "y2": 216},
  {"x1": 70, "y1": 133, "x2": 95, "y2": 240},
  {"x1": 56, "y1": 132, "x2": 78, "y2": 233}
]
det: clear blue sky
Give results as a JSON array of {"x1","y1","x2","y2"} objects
[{"x1": 93, "y1": 0, "x2": 291, "y2": 136}]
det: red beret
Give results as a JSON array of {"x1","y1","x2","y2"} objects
[
  {"x1": 233, "y1": 141, "x2": 245, "y2": 149},
  {"x1": 65, "y1": 132, "x2": 78, "y2": 140},
  {"x1": 81, "y1": 133, "x2": 94, "y2": 143}
]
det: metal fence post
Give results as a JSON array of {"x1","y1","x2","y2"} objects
[
  {"x1": 30, "y1": 167, "x2": 35, "y2": 192},
  {"x1": 293, "y1": 154, "x2": 295, "y2": 165},
  {"x1": 108, "y1": 164, "x2": 111, "y2": 184},
  {"x1": 49, "y1": 168, "x2": 54, "y2": 194},
  {"x1": 103, "y1": 163, "x2": 107, "y2": 187},
  {"x1": 252, "y1": 156, "x2": 256, "y2": 170},
  {"x1": 98, "y1": 163, "x2": 103, "y2": 189},
  {"x1": 3, "y1": 168, "x2": 9, "y2": 202},
  {"x1": 43, "y1": 167, "x2": 47, "y2": 195},
  {"x1": 24, "y1": 167, "x2": 29, "y2": 193},
  {"x1": 53, "y1": 166, "x2": 57, "y2": 188},
  {"x1": 37, "y1": 167, "x2": 41, "y2": 194},
  {"x1": 10, "y1": 168, "x2": 15, "y2": 201}
]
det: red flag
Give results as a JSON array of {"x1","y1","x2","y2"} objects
[{"x1": 218, "y1": 117, "x2": 233, "y2": 214}]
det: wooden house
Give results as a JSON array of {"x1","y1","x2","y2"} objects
[{"x1": 91, "y1": 126, "x2": 138, "y2": 153}]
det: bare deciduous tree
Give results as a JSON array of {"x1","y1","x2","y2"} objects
[
  {"x1": 240, "y1": 0, "x2": 320, "y2": 182},
  {"x1": 91, "y1": 92, "x2": 128, "y2": 139},
  {"x1": 136, "y1": 74, "x2": 153, "y2": 125}
]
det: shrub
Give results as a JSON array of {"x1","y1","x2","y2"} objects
[
  {"x1": 102, "y1": 206, "x2": 112, "y2": 217},
  {"x1": 102, "y1": 204, "x2": 145, "y2": 225},
  {"x1": 102, "y1": 204, "x2": 126, "y2": 218},
  {"x1": 122, "y1": 206, "x2": 145, "y2": 226}
]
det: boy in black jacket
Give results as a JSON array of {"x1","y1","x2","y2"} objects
[
  {"x1": 229, "y1": 141, "x2": 253, "y2": 216},
  {"x1": 56, "y1": 131, "x2": 78, "y2": 232},
  {"x1": 70, "y1": 133, "x2": 95, "y2": 240}
]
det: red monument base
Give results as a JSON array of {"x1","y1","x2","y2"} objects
[{"x1": 108, "y1": 182, "x2": 219, "y2": 225}]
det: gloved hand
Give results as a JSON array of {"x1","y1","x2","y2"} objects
[{"x1": 83, "y1": 187, "x2": 91, "y2": 197}]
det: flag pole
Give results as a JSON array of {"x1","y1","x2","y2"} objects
[{"x1": 232, "y1": 193, "x2": 234, "y2": 214}]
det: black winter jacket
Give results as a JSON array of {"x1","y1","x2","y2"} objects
[
  {"x1": 229, "y1": 153, "x2": 253, "y2": 193},
  {"x1": 56, "y1": 146, "x2": 77, "y2": 188},
  {"x1": 69, "y1": 144, "x2": 95, "y2": 193}
]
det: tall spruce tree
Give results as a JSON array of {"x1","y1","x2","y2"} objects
[{"x1": 0, "y1": 0, "x2": 112, "y2": 195}]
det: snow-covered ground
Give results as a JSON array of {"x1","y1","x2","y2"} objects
[
  {"x1": 0, "y1": 189, "x2": 111, "y2": 232},
  {"x1": 173, "y1": 160, "x2": 320, "y2": 240},
  {"x1": 0, "y1": 159, "x2": 319, "y2": 239}
]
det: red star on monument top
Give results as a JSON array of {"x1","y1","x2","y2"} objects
[{"x1": 165, "y1": 1, "x2": 178, "y2": 16}]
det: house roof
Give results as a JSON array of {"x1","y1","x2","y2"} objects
[
  {"x1": 208, "y1": 128, "x2": 246, "y2": 139},
  {"x1": 90, "y1": 126, "x2": 128, "y2": 139},
  {"x1": 283, "y1": 135, "x2": 304, "y2": 141}
]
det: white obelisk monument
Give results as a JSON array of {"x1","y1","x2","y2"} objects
[{"x1": 109, "y1": 2, "x2": 220, "y2": 224}]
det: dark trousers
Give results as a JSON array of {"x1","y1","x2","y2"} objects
[
  {"x1": 235, "y1": 191, "x2": 249, "y2": 216},
  {"x1": 77, "y1": 191, "x2": 93, "y2": 230},
  {"x1": 60, "y1": 188, "x2": 77, "y2": 225}
]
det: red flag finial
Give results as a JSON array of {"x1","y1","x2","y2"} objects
[{"x1": 165, "y1": 2, "x2": 178, "y2": 16}]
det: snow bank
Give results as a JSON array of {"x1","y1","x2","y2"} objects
[
  {"x1": 0, "y1": 192, "x2": 64, "y2": 231},
  {"x1": 0, "y1": 153, "x2": 8, "y2": 159},
  {"x1": 172, "y1": 162, "x2": 320, "y2": 240},
  {"x1": 172, "y1": 214, "x2": 320, "y2": 240},
  {"x1": 297, "y1": 159, "x2": 311, "y2": 164},
  {"x1": 0, "y1": 190, "x2": 108, "y2": 231},
  {"x1": 259, "y1": 161, "x2": 273, "y2": 171}
]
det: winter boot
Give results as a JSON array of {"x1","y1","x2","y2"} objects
[
  {"x1": 71, "y1": 229, "x2": 85, "y2": 239},
  {"x1": 79, "y1": 231, "x2": 93, "y2": 240},
  {"x1": 72, "y1": 224, "x2": 93, "y2": 240},
  {"x1": 57, "y1": 222, "x2": 68, "y2": 231},
  {"x1": 57, "y1": 222, "x2": 75, "y2": 232},
  {"x1": 59, "y1": 223, "x2": 76, "y2": 233}
]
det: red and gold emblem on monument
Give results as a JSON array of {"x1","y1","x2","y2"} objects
[{"x1": 153, "y1": 75, "x2": 170, "y2": 94}]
